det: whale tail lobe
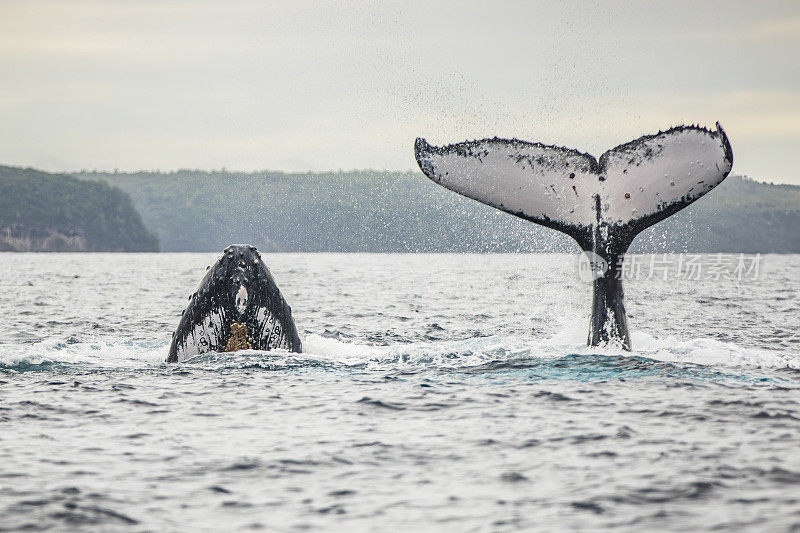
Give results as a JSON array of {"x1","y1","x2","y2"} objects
[{"x1": 414, "y1": 124, "x2": 733, "y2": 349}]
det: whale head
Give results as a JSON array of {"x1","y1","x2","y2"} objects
[{"x1": 167, "y1": 244, "x2": 302, "y2": 362}]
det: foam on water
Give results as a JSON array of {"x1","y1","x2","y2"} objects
[
  {"x1": 631, "y1": 332, "x2": 800, "y2": 370},
  {"x1": 3, "y1": 326, "x2": 797, "y2": 375}
]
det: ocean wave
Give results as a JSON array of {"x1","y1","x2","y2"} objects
[{"x1": 2, "y1": 326, "x2": 797, "y2": 375}]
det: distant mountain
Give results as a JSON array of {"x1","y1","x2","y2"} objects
[
  {"x1": 0, "y1": 166, "x2": 158, "y2": 252},
  {"x1": 71, "y1": 169, "x2": 800, "y2": 254}
]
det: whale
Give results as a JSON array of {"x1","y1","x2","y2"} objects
[
  {"x1": 167, "y1": 244, "x2": 301, "y2": 362},
  {"x1": 414, "y1": 123, "x2": 733, "y2": 350}
]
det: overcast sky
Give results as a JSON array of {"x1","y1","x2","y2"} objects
[{"x1": 1, "y1": 0, "x2": 798, "y2": 183}]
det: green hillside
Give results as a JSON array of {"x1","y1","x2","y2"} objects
[
  {"x1": 0, "y1": 166, "x2": 158, "y2": 252},
  {"x1": 75, "y1": 169, "x2": 800, "y2": 253}
]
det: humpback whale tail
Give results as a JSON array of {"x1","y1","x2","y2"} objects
[{"x1": 415, "y1": 123, "x2": 733, "y2": 349}]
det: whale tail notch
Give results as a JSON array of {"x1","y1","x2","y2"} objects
[{"x1": 414, "y1": 123, "x2": 733, "y2": 349}]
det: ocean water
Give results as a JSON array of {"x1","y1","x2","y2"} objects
[{"x1": 1, "y1": 252, "x2": 799, "y2": 532}]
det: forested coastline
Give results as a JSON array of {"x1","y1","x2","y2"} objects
[
  {"x1": 2, "y1": 163, "x2": 798, "y2": 253},
  {"x1": 80, "y1": 169, "x2": 800, "y2": 253},
  {"x1": 0, "y1": 166, "x2": 158, "y2": 252}
]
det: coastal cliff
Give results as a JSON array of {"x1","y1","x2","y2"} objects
[{"x1": 0, "y1": 166, "x2": 158, "y2": 252}]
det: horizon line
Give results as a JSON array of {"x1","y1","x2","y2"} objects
[{"x1": 2, "y1": 162, "x2": 796, "y2": 187}]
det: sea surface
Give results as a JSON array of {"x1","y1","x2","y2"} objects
[{"x1": 1, "y1": 252, "x2": 799, "y2": 532}]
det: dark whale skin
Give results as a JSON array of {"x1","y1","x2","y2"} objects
[{"x1": 167, "y1": 244, "x2": 301, "y2": 362}]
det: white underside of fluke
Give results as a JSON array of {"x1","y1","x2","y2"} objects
[
  {"x1": 415, "y1": 124, "x2": 732, "y2": 233},
  {"x1": 415, "y1": 123, "x2": 734, "y2": 351}
]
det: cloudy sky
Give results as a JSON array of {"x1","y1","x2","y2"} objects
[{"x1": 1, "y1": 0, "x2": 798, "y2": 183}]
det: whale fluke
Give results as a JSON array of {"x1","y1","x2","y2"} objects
[{"x1": 415, "y1": 123, "x2": 733, "y2": 349}]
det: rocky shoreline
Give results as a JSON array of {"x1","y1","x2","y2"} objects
[{"x1": 0, "y1": 226, "x2": 90, "y2": 252}]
